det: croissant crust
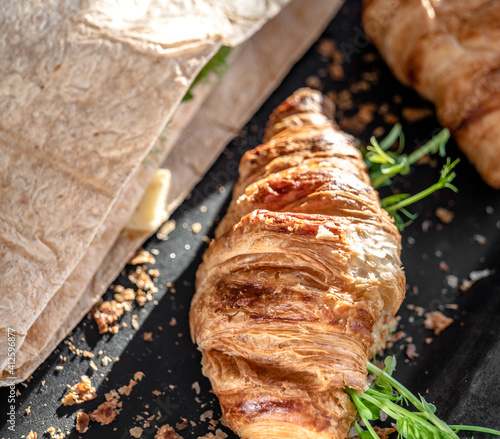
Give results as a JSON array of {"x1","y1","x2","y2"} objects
[{"x1": 191, "y1": 88, "x2": 405, "y2": 439}]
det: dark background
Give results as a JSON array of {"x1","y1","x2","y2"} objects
[{"x1": 2, "y1": 1, "x2": 500, "y2": 438}]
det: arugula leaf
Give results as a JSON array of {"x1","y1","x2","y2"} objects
[
  {"x1": 346, "y1": 357, "x2": 500, "y2": 438},
  {"x1": 183, "y1": 46, "x2": 231, "y2": 102}
]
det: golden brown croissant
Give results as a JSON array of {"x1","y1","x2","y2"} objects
[
  {"x1": 190, "y1": 88, "x2": 405, "y2": 439},
  {"x1": 363, "y1": 0, "x2": 500, "y2": 188}
]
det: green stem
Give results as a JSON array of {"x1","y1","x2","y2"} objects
[
  {"x1": 379, "y1": 123, "x2": 403, "y2": 151},
  {"x1": 367, "y1": 362, "x2": 422, "y2": 409},
  {"x1": 366, "y1": 363, "x2": 459, "y2": 437},
  {"x1": 450, "y1": 425, "x2": 500, "y2": 436},
  {"x1": 361, "y1": 417, "x2": 381, "y2": 439},
  {"x1": 407, "y1": 129, "x2": 450, "y2": 165},
  {"x1": 384, "y1": 181, "x2": 445, "y2": 213}
]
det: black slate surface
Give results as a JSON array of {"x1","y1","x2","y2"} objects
[{"x1": 2, "y1": 1, "x2": 500, "y2": 438}]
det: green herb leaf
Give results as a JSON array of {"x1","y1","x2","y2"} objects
[{"x1": 183, "y1": 46, "x2": 231, "y2": 102}]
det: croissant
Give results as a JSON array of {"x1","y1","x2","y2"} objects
[
  {"x1": 190, "y1": 88, "x2": 405, "y2": 439},
  {"x1": 363, "y1": 0, "x2": 500, "y2": 188}
]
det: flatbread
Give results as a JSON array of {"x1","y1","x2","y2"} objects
[
  {"x1": 0, "y1": 0, "x2": 291, "y2": 377},
  {"x1": 0, "y1": 0, "x2": 344, "y2": 384}
]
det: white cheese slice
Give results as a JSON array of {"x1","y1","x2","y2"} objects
[{"x1": 126, "y1": 169, "x2": 171, "y2": 232}]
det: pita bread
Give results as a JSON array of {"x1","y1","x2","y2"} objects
[{"x1": 0, "y1": 0, "x2": 344, "y2": 384}]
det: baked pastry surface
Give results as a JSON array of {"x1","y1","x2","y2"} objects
[{"x1": 190, "y1": 88, "x2": 405, "y2": 438}]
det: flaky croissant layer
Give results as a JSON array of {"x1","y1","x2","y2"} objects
[{"x1": 191, "y1": 88, "x2": 405, "y2": 439}]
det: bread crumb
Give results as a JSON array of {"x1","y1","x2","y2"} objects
[
  {"x1": 90, "y1": 399, "x2": 120, "y2": 425},
  {"x1": 439, "y1": 261, "x2": 449, "y2": 272},
  {"x1": 197, "y1": 429, "x2": 228, "y2": 439},
  {"x1": 134, "y1": 371, "x2": 145, "y2": 381},
  {"x1": 75, "y1": 412, "x2": 90, "y2": 434},
  {"x1": 143, "y1": 332, "x2": 153, "y2": 342},
  {"x1": 157, "y1": 220, "x2": 176, "y2": 240},
  {"x1": 176, "y1": 417, "x2": 188, "y2": 431},
  {"x1": 373, "y1": 426, "x2": 397, "y2": 439},
  {"x1": 425, "y1": 311, "x2": 454, "y2": 335},
  {"x1": 129, "y1": 266, "x2": 157, "y2": 292},
  {"x1": 101, "y1": 356, "x2": 112, "y2": 366},
  {"x1": 114, "y1": 288, "x2": 136, "y2": 303},
  {"x1": 92, "y1": 301, "x2": 124, "y2": 334},
  {"x1": 435, "y1": 207, "x2": 454, "y2": 224},
  {"x1": 155, "y1": 424, "x2": 181, "y2": 439},
  {"x1": 328, "y1": 63, "x2": 345, "y2": 81},
  {"x1": 188, "y1": 222, "x2": 202, "y2": 234},
  {"x1": 200, "y1": 410, "x2": 213, "y2": 421},
  {"x1": 130, "y1": 427, "x2": 143, "y2": 438},
  {"x1": 27, "y1": 431, "x2": 37, "y2": 439},
  {"x1": 118, "y1": 379, "x2": 138, "y2": 397},
  {"x1": 82, "y1": 351, "x2": 94, "y2": 358},
  {"x1": 192, "y1": 381, "x2": 201, "y2": 395},
  {"x1": 62, "y1": 376, "x2": 96, "y2": 406},
  {"x1": 405, "y1": 343, "x2": 419, "y2": 360},
  {"x1": 460, "y1": 279, "x2": 474, "y2": 292},
  {"x1": 473, "y1": 234, "x2": 486, "y2": 245},
  {"x1": 402, "y1": 107, "x2": 433, "y2": 123},
  {"x1": 25, "y1": 406, "x2": 31, "y2": 415},
  {"x1": 129, "y1": 248, "x2": 156, "y2": 265},
  {"x1": 383, "y1": 113, "x2": 399, "y2": 124},
  {"x1": 305, "y1": 75, "x2": 323, "y2": 90}
]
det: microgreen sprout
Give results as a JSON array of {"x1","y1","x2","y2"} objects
[
  {"x1": 346, "y1": 356, "x2": 500, "y2": 438},
  {"x1": 381, "y1": 158, "x2": 460, "y2": 230},
  {"x1": 363, "y1": 124, "x2": 450, "y2": 190},
  {"x1": 362, "y1": 125, "x2": 458, "y2": 230}
]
